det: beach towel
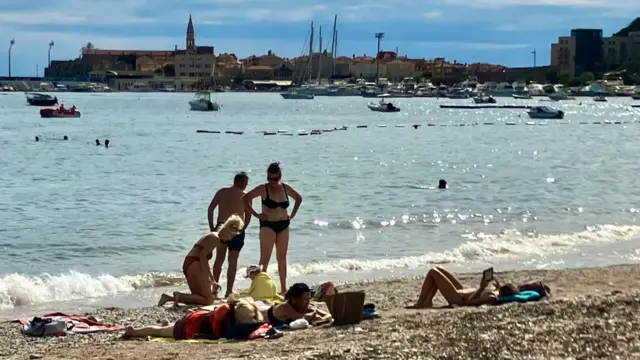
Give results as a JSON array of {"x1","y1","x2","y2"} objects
[
  {"x1": 15, "y1": 312, "x2": 124, "y2": 334},
  {"x1": 149, "y1": 337, "x2": 232, "y2": 344},
  {"x1": 496, "y1": 290, "x2": 542, "y2": 305},
  {"x1": 228, "y1": 272, "x2": 283, "y2": 304}
]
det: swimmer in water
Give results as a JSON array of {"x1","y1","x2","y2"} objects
[
  {"x1": 438, "y1": 179, "x2": 447, "y2": 189},
  {"x1": 63, "y1": 136, "x2": 68, "y2": 140},
  {"x1": 105, "y1": 139, "x2": 109, "y2": 148},
  {"x1": 95, "y1": 139, "x2": 101, "y2": 146},
  {"x1": 35, "y1": 136, "x2": 39, "y2": 142},
  {"x1": 242, "y1": 162, "x2": 303, "y2": 294}
]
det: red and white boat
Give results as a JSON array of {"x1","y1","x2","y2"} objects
[{"x1": 40, "y1": 106, "x2": 81, "y2": 118}]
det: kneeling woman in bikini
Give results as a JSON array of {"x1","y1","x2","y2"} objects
[
  {"x1": 158, "y1": 215, "x2": 245, "y2": 307},
  {"x1": 242, "y1": 162, "x2": 302, "y2": 294}
]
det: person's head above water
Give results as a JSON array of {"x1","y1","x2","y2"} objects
[
  {"x1": 438, "y1": 179, "x2": 447, "y2": 189},
  {"x1": 267, "y1": 162, "x2": 282, "y2": 183},
  {"x1": 63, "y1": 135, "x2": 68, "y2": 140},
  {"x1": 35, "y1": 136, "x2": 39, "y2": 142},
  {"x1": 95, "y1": 139, "x2": 101, "y2": 145},
  {"x1": 234, "y1": 171, "x2": 249, "y2": 190},
  {"x1": 105, "y1": 139, "x2": 110, "y2": 147},
  {"x1": 285, "y1": 283, "x2": 311, "y2": 311}
]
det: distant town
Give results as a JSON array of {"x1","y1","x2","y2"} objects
[{"x1": 1, "y1": 16, "x2": 639, "y2": 94}]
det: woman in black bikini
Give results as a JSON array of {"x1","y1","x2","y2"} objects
[
  {"x1": 262, "y1": 283, "x2": 331, "y2": 326},
  {"x1": 157, "y1": 215, "x2": 245, "y2": 307},
  {"x1": 242, "y1": 162, "x2": 303, "y2": 294}
]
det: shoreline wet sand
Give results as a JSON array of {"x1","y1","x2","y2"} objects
[{"x1": 2, "y1": 264, "x2": 640, "y2": 359}]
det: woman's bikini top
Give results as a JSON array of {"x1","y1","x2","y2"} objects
[
  {"x1": 262, "y1": 184, "x2": 289, "y2": 209},
  {"x1": 191, "y1": 243, "x2": 212, "y2": 260}
]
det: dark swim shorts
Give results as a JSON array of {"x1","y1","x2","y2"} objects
[{"x1": 215, "y1": 223, "x2": 245, "y2": 252}]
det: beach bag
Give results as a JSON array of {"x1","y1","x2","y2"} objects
[
  {"x1": 324, "y1": 291, "x2": 365, "y2": 326},
  {"x1": 518, "y1": 282, "x2": 551, "y2": 297},
  {"x1": 23, "y1": 317, "x2": 68, "y2": 337}
]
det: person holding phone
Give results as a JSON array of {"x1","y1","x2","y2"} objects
[{"x1": 406, "y1": 266, "x2": 499, "y2": 309}]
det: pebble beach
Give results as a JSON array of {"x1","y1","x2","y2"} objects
[{"x1": 3, "y1": 264, "x2": 640, "y2": 360}]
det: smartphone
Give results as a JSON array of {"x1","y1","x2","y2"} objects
[{"x1": 482, "y1": 267, "x2": 494, "y2": 282}]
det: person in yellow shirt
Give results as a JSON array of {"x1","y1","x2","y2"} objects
[{"x1": 228, "y1": 265, "x2": 284, "y2": 305}]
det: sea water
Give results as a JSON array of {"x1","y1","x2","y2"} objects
[{"x1": 1, "y1": 91, "x2": 640, "y2": 319}]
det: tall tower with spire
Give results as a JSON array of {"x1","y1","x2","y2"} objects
[{"x1": 186, "y1": 15, "x2": 195, "y2": 51}]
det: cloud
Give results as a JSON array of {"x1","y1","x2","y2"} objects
[
  {"x1": 443, "y1": 0, "x2": 640, "y2": 9},
  {"x1": 417, "y1": 41, "x2": 530, "y2": 50},
  {"x1": 423, "y1": 11, "x2": 443, "y2": 19}
]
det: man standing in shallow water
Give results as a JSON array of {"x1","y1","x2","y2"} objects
[{"x1": 208, "y1": 172, "x2": 251, "y2": 297}]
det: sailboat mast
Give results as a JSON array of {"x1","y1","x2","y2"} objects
[
  {"x1": 317, "y1": 26, "x2": 322, "y2": 84},
  {"x1": 330, "y1": 15, "x2": 337, "y2": 77},
  {"x1": 308, "y1": 22, "x2": 314, "y2": 85}
]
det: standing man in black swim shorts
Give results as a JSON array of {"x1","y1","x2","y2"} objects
[{"x1": 208, "y1": 172, "x2": 251, "y2": 297}]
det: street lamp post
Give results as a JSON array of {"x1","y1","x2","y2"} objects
[
  {"x1": 531, "y1": 49, "x2": 537, "y2": 68},
  {"x1": 374, "y1": 32, "x2": 384, "y2": 85},
  {"x1": 48, "y1": 41, "x2": 54, "y2": 67},
  {"x1": 8, "y1": 39, "x2": 15, "y2": 78}
]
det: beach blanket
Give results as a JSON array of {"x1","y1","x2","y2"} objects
[
  {"x1": 496, "y1": 290, "x2": 542, "y2": 305},
  {"x1": 15, "y1": 312, "x2": 124, "y2": 335},
  {"x1": 148, "y1": 337, "x2": 233, "y2": 344}
]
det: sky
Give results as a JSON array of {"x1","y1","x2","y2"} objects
[{"x1": 0, "y1": 0, "x2": 639, "y2": 77}]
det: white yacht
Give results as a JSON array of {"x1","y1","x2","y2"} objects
[
  {"x1": 527, "y1": 106, "x2": 564, "y2": 119},
  {"x1": 490, "y1": 82, "x2": 516, "y2": 97},
  {"x1": 189, "y1": 91, "x2": 220, "y2": 111},
  {"x1": 128, "y1": 83, "x2": 153, "y2": 92}
]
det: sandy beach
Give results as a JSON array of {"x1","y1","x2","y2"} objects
[{"x1": 2, "y1": 264, "x2": 640, "y2": 359}]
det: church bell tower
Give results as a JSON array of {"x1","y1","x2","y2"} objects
[{"x1": 186, "y1": 15, "x2": 195, "y2": 51}]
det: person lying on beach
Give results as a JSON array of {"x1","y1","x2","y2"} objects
[
  {"x1": 406, "y1": 266, "x2": 501, "y2": 308},
  {"x1": 157, "y1": 215, "x2": 245, "y2": 307},
  {"x1": 261, "y1": 283, "x2": 332, "y2": 326},
  {"x1": 227, "y1": 265, "x2": 284, "y2": 304},
  {"x1": 124, "y1": 297, "x2": 263, "y2": 340}
]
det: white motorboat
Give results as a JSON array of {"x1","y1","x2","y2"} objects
[
  {"x1": 189, "y1": 91, "x2": 220, "y2": 111},
  {"x1": 594, "y1": 95, "x2": 607, "y2": 102},
  {"x1": 512, "y1": 93, "x2": 532, "y2": 100},
  {"x1": 473, "y1": 96, "x2": 496, "y2": 104},
  {"x1": 368, "y1": 98, "x2": 400, "y2": 112},
  {"x1": 280, "y1": 90, "x2": 314, "y2": 99},
  {"x1": 527, "y1": 106, "x2": 564, "y2": 119},
  {"x1": 448, "y1": 90, "x2": 469, "y2": 99},
  {"x1": 548, "y1": 92, "x2": 574, "y2": 101}
]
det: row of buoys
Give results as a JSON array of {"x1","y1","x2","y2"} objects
[
  {"x1": 34, "y1": 136, "x2": 111, "y2": 147},
  {"x1": 196, "y1": 120, "x2": 639, "y2": 136}
]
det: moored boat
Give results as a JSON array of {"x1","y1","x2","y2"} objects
[
  {"x1": 26, "y1": 92, "x2": 58, "y2": 106},
  {"x1": 473, "y1": 96, "x2": 496, "y2": 104},
  {"x1": 527, "y1": 106, "x2": 564, "y2": 119},
  {"x1": 189, "y1": 91, "x2": 220, "y2": 111},
  {"x1": 280, "y1": 91, "x2": 314, "y2": 99},
  {"x1": 594, "y1": 95, "x2": 607, "y2": 102},
  {"x1": 512, "y1": 93, "x2": 532, "y2": 100}
]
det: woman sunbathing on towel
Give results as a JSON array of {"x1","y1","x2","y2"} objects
[
  {"x1": 406, "y1": 266, "x2": 499, "y2": 308},
  {"x1": 261, "y1": 283, "x2": 332, "y2": 326},
  {"x1": 124, "y1": 298, "x2": 263, "y2": 340},
  {"x1": 158, "y1": 215, "x2": 245, "y2": 307}
]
